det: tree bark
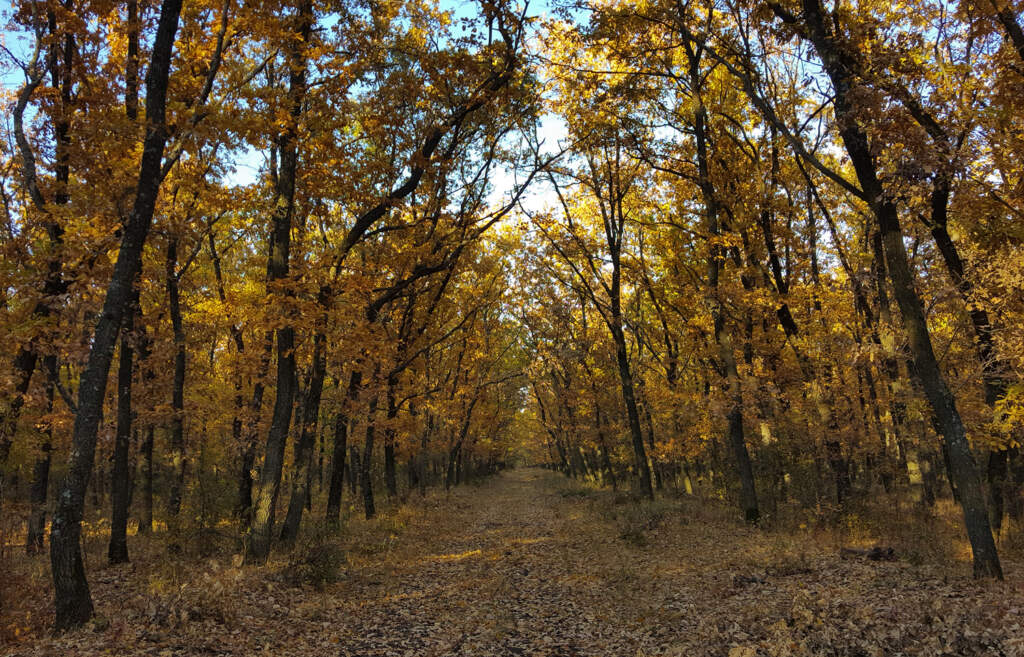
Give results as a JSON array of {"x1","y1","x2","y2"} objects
[
  {"x1": 327, "y1": 369, "x2": 361, "y2": 524},
  {"x1": 361, "y1": 393, "x2": 379, "y2": 519},
  {"x1": 280, "y1": 331, "x2": 326, "y2": 544},
  {"x1": 775, "y1": 0, "x2": 1001, "y2": 577},
  {"x1": 26, "y1": 356, "x2": 56, "y2": 555},
  {"x1": 384, "y1": 376, "x2": 399, "y2": 499},
  {"x1": 165, "y1": 240, "x2": 187, "y2": 526},
  {"x1": 686, "y1": 40, "x2": 758, "y2": 523},
  {"x1": 49, "y1": 0, "x2": 183, "y2": 629},
  {"x1": 2, "y1": 1, "x2": 74, "y2": 516},
  {"x1": 611, "y1": 302, "x2": 654, "y2": 499},
  {"x1": 246, "y1": 0, "x2": 311, "y2": 564},
  {"x1": 108, "y1": 294, "x2": 136, "y2": 564},
  {"x1": 107, "y1": 0, "x2": 141, "y2": 559}
]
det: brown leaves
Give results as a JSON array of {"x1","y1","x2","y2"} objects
[{"x1": 5, "y1": 470, "x2": 1024, "y2": 656}]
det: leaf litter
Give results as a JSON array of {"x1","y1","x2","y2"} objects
[{"x1": 3, "y1": 469, "x2": 1023, "y2": 656}]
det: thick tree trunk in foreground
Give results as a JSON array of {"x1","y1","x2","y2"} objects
[
  {"x1": 109, "y1": 0, "x2": 141, "y2": 567},
  {"x1": 49, "y1": 0, "x2": 184, "y2": 629},
  {"x1": 878, "y1": 202, "x2": 1002, "y2": 578},
  {"x1": 776, "y1": 0, "x2": 1001, "y2": 577}
]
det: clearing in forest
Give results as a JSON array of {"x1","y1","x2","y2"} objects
[{"x1": 4, "y1": 468, "x2": 1022, "y2": 656}]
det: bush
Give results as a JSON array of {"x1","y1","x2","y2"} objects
[
  {"x1": 280, "y1": 541, "x2": 346, "y2": 590},
  {"x1": 558, "y1": 487, "x2": 593, "y2": 499},
  {"x1": 147, "y1": 571, "x2": 238, "y2": 628},
  {"x1": 612, "y1": 500, "x2": 674, "y2": 547}
]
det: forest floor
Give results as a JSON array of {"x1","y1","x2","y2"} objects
[{"x1": 3, "y1": 468, "x2": 1024, "y2": 656}]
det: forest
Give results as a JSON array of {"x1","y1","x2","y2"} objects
[{"x1": 1, "y1": 0, "x2": 1024, "y2": 653}]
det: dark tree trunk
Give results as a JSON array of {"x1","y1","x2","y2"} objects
[
  {"x1": 775, "y1": 0, "x2": 1001, "y2": 577},
  {"x1": 589, "y1": 380, "x2": 617, "y2": 490},
  {"x1": 165, "y1": 240, "x2": 187, "y2": 522},
  {"x1": 138, "y1": 425, "x2": 154, "y2": 534},
  {"x1": 874, "y1": 106, "x2": 1000, "y2": 582},
  {"x1": 326, "y1": 370, "x2": 361, "y2": 524},
  {"x1": 989, "y1": 0, "x2": 1024, "y2": 63},
  {"x1": 237, "y1": 328, "x2": 273, "y2": 524},
  {"x1": 640, "y1": 392, "x2": 662, "y2": 491},
  {"x1": 921, "y1": 450, "x2": 939, "y2": 507},
  {"x1": 3, "y1": 2, "x2": 74, "y2": 515},
  {"x1": 49, "y1": 0, "x2": 183, "y2": 629},
  {"x1": 826, "y1": 440, "x2": 850, "y2": 506},
  {"x1": 280, "y1": 331, "x2": 326, "y2": 544},
  {"x1": 987, "y1": 449, "x2": 1007, "y2": 535},
  {"x1": 686, "y1": 46, "x2": 758, "y2": 522},
  {"x1": 348, "y1": 445, "x2": 360, "y2": 496},
  {"x1": 246, "y1": 0, "x2": 311, "y2": 564},
  {"x1": 26, "y1": 441, "x2": 53, "y2": 555},
  {"x1": 108, "y1": 297, "x2": 137, "y2": 564},
  {"x1": 208, "y1": 231, "x2": 252, "y2": 522},
  {"x1": 361, "y1": 393, "x2": 379, "y2": 519},
  {"x1": 611, "y1": 321, "x2": 654, "y2": 499},
  {"x1": 384, "y1": 377, "x2": 399, "y2": 499},
  {"x1": 446, "y1": 443, "x2": 460, "y2": 490},
  {"x1": 0, "y1": 349, "x2": 37, "y2": 513},
  {"x1": 26, "y1": 356, "x2": 56, "y2": 555},
  {"x1": 923, "y1": 183, "x2": 1016, "y2": 533},
  {"x1": 418, "y1": 411, "x2": 434, "y2": 496}
]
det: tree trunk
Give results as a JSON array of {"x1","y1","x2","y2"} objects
[
  {"x1": 361, "y1": 393, "x2": 379, "y2": 519},
  {"x1": 0, "y1": 349, "x2": 37, "y2": 514},
  {"x1": 246, "y1": 0, "x2": 311, "y2": 564},
  {"x1": 108, "y1": 302, "x2": 136, "y2": 564},
  {"x1": 611, "y1": 321, "x2": 654, "y2": 499},
  {"x1": 348, "y1": 445, "x2": 360, "y2": 496},
  {"x1": 780, "y1": 0, "x2": 1000, "y2": 577},
  {"x1": 2, "y1": 0, "x2": 75, "y2": 517},
  {"x1": 138, "y1": 425, "x2": 154, "y2": 534},
  {"x1": 280, "y1": 331, "x2": 326, "y2": 544},
  {"x1": 49, "y1": 0, "x2": 183, "y2": 629},
  {"x1": 107, "y1": 0, "x2": 141, "y2": 565},
  {"x1": 327, "y1": 370, "x2": 360, "y2": 524},
  {"x1": 165, "y1": 240, "x2": 187, "y2": 523},
  {"x1": 384, "y1": 379, "x2": 399, "y2": 499},
  {"x1": 689, "y1": 58, "x2": 758, "y2": 522},
  {"x1": 26, "y1": 356, "x2": 56, "y2": 555}
]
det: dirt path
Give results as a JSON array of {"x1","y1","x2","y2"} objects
[
  {"x1": 335, "y1": 468, "x2": 656, "y2": 656},
  {"x1": 328, "y1": 469, "x2": 1021, "y2": 656},
  {"x1": 6, "y1": 468, "x2": 1022, "y2": 656}
]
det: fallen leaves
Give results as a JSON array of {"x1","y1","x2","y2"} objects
[{"x1": 3, "y1": 469, "x2": 1024, "y2": 656}]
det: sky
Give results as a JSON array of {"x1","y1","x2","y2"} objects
[{"x1": 0, "y1": 0, "x2": 568, "y2": 213}]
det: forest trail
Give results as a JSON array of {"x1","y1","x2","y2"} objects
[
  {"x1": 333, "y1": 467, "x2": 662, "y2": 656},
  {"x1": 6, "y1": 468, "x2": 1023, "y2": 656},
  {"x1": 308, "y1": 469, "x2": 1022, "y2": 657}
]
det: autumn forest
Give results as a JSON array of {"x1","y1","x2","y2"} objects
[{"x1": 2, "y1": 0, "x2": 1024, "y2": 652}]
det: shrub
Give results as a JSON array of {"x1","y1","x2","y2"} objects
[{"x1": 280, "y1": 541, "x2": 346, "y2": 590}]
